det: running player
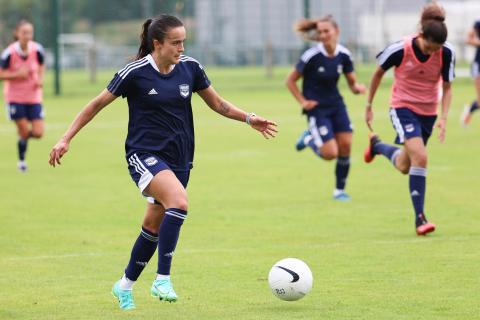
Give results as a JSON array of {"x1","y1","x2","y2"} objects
[
  {"x1": 460, "y1": 18, "x2": 480, "y2": 126},
  {"x1": 364, "y1": 3, "x2": 455, "y2": 235},
  {"x1": 286, "y1": 15, "x2": 366, "y2": 201},
  {"x1": 0, "y1": 20, "x2": 45, "y2": 172},
  {"x1": 49, "y1": 15, "x2": 277, "y2": 310}
]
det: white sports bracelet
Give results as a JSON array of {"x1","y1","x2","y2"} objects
[{"x1": 246, "y1": 112, "x2": 256, "y2": 125}]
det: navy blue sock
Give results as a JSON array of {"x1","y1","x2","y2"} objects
[
  {"x1": 157, "y1": 208, "x2": 187, "y2": 275},
  {"x1": 18, "y1": 139, "x2": 28, "y2": 161},
  {"x1": 373, "y1": 142, "x2": 400, "y2": 165},
  {"x1": 124, "y1": 227, "x2": 158, "y2": 281},
  {"x1": 409, "y1": 167, "x2": 428, "y2": 227},
  {"x1": 335, "y1": 156, "x2": 350, "y2": 190},
  {"x1": 470, "y1": 101, "x2": 479, "y2": 113}
]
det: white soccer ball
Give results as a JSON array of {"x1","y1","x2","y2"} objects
[{"x1": 268, "y1": 258, "x2": 313, "y2": 301}]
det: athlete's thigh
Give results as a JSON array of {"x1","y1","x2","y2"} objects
[
  {"x1": 475, "y1": 77, "x2": 480, "y2": 99},
  {"x1": 331, "y1": 106, "x2": 353, "y2": 135},
  {"x1": 31, "y1": 119, "x2": 44, "y2": 137},
  {"x1": 403, "y1": 136, "x2": 427, "y2": 161},
  {"x1": 145, "y1": 170, "x2": 187, "y2": 207}
]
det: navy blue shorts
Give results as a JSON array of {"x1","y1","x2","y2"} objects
[
  {"x1": 127, "y1": 152, "x2": 190, "y2": 203},
  {"x1": 7, "y1": 103, "x2": 44, "y2": 121},
  {"x1": 306, "y1": 106, "x2": 352, "y2": 146},
  {"x1": 389, "y1": 107, "x2": 437, "y2": 145}
]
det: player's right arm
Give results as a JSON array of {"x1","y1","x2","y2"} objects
[
  {"x1": 365, "y1": 66, "x2": 386, "y2": 131},
  {"x1": 285, "y1": 69, "x2": 317, "y2": 111},
  {"x1": 49, "y1": 89, "x2": 117, "y2": 167}
]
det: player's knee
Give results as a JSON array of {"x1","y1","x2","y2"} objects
[
  {"x1": 171, "y1": 194, "x2": 188, "y2": 211},
  {"x1": 320, "y1": 144, "x2": 338, "y2": 160},
  {"x1": 412, "y1": 153, "x2": 428, "y2": 167},
  {"x1": 31, "y1": 131, "x2": 43, "y2": 139}
]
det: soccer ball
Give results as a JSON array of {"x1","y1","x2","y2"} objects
[{"x1": 268, "y1": 258, "x2": 313, "y2": 301}]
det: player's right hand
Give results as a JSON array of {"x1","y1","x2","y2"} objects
[
  {"x1": 301, "y1": 100, "x2": 318, "y2": 111},
  {"x1": 49, "y1": 139, "x2": 70, "y2": 167}
]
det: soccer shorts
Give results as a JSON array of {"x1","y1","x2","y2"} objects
[{"x1": 389, "y1": 107, "x2": 437, "y2": 145}]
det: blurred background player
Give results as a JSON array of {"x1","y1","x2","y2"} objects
[
  {"x1": 0, "y1": 19, "x2": 45, "y2": 172},
  {"x1": 286, "y1": 15, "x2": 366, "y2": 201},
  {"x1": 49, "y1": 15, "x2": 277, "y2": 310},
  {"x1": 460, "y1": 17, "x2": 480, "y2": 126},
  {"x1": 364, "y1": 2, "x2": 455, "y2": 235}
]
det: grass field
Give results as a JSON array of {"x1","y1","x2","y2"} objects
[{"x1": 0, "y1": 65, "x2": 479, "y2": 319}]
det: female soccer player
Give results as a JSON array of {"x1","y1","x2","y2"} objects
[
  {"x1": 49, "y1": 15, "x2": 277, "y2": 310},
  {"x1": 0, "y1": 20, "x2": 45, "y2": 172},
  {"x1": 460, "y1": 18, "x2": 480, "y2": 126},
  {"x1": 364, "y1": 3, "x2": 455, "y2": 235},
  {"x1": 286, "y1": 15, "x2": 366, "y2": 201}
]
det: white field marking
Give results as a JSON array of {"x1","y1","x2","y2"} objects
[{"x1": 2, "y1": 236, "x2": 473, "y2": 262}]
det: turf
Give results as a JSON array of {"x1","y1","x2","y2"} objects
[{"x1": 0, "y1": 65, "x2": 479, "y2": 319}]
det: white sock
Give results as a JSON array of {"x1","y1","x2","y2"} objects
[
  {"x1": 119, "y1": 274, "x2": 135, "y2": 290},
  {"x1": 333, "y1": 189, "x2": 344, "y2": 197},
  {"x1": 156, "y1": 274, "x2": 171, "y2": 281}
]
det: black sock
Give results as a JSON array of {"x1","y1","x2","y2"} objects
[
  {"x1": 18, "y1": 139, "x2": 28, "y2": 161},
  {"x1": 335, "y1": 156, "x2": 350, "y2": 190},
  {"x1": 157, "y1": 208, "x2": 187, "y2": 275},
  {"x1": 124, "y1": 227, "x2": 158, "y2": 281}
]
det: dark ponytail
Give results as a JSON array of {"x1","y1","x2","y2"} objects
[
  {"x1": 420, "y1": 2, "x2": 447, "y2": 44},
  {"x1": 136, "y1": 14, "x2": 184, "y2": 60}
]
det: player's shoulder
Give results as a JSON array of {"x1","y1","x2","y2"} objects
[
  {"x1": 31, "y1": 41, "x2": 45, "y2": 53},
  {"x1": 116, "y1": 56, "x2": 150, "y2": 79},
  {"x1": 376, "y1": 40, "x2": 404, "y2": 61},
  {"x1": 0, "y1": 46, "x2": 10, "y2": 60},
  {"x1": 300, "y1": 44, "x2": 323, "y2": 63},
  {"x1": 442, "y1": 41, "x2": 455, "y2": 55},
  {"x1": 336, "y1": 44, "x2": 351, "y2": 57},
  {"x1": 179, "y1": 54, "x2": 205, "y2": 69}
]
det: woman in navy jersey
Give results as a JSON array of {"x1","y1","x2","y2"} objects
[
  {"x1": 49, "y1": 15, "x2": 277, "y2": 310},
  {"x1": 286, "y1": 15, "x2": 366, "y2": 201},
  {"x1": 0, "y1": 20, "x2": 46, "y2": 172},
  {"x1": 363, "y1": 3, "x2": 455, "y2": 236},
  {"x1": 460, "y1": 18, "x2": 480, "y2": 125}
]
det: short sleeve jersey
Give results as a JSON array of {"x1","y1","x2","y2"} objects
[
  {"x1": 107, "y1": 54, "x2": 211, "y2": 171},
  {"x1": 376, "y1": 37, "x2": 455, "y2": 82},
  {"x1": 474, "y1": 19, "x2": 480, "y2": 63},
  {"x1": 296, "y1": 43, "x2": 354, "y2": 109}
]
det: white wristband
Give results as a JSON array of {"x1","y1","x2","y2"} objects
[{"x1": 246, "y1": 112, "x2": 256, "y2": 125}]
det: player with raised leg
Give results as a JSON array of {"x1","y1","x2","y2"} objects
[{"x1": 364, "y1": 3, "x2": 455, "y2": 235}]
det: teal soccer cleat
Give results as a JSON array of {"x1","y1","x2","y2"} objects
[
  {"x1": 333, "y1": 191, "x2": 351, "y2": 202},
  {"x1": 112, "y1": 280, "x2": 135, "y2": 310},
  {"x1": 151, "y1": 279, "x2": 178, "y2": 302},
  {"x1": 295, "y1": 130, "x2": 311, "y2": 151}
]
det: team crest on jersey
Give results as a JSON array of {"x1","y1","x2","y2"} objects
[
  {"x1": 179, "y1": 84, "x2": 190, "y2": 98},
  {"x1": 337, "y1": 64, "x2": 343, "y2": 74},
  {"x1": 317, "y1": 66, "x2": 325, "y2": 73},
  {"x1": 144, "y1": 157, "x2": 158, "y2": 167}
]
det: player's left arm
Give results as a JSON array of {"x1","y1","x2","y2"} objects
[
  {"x1": 344, "y1": 72, "x2": 366, "y2": 95},
  {"x1": 197, "y1": 86, "x2": 278, "y2": 139},
  {"x1": 36, "y1": 44, "x2": 46, "y2": 87},
  {"x1": 437, "y1": 45, "x2": 455, "y2": 143}
]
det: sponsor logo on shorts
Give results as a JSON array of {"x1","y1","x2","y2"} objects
[
  {"x1": 405, "y1": 124, "x2": 415, "y2": 133},
  {"x1": 144, "y1": 157, "x2": 158, "y2": 166},
  {"x1": 319, "y1": 126, "x2": 329, "y2": 136}
]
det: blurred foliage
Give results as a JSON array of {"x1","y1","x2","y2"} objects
[{"x1": 0, "y1": 0, "x2": 194, "y2": 48}]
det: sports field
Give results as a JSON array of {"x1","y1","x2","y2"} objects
[{"x1": 0, "y1": 65, "x2": 479, "y2": 319}]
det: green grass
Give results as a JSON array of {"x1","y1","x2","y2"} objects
[{"x1": 0, "y1": 65, "x2": 479, "y2": 319}]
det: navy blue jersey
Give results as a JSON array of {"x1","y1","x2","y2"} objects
[
  {"x1": 0, "y1": 41, "x2": 45, "y2": 68},
  {"x1": 296, "y1": 43, "x2": 354, "y2": 109},
  {"x1": 377, "y1": 38, "x2": 455, "y2": 82},
  {"x1": 107, "y1": 54, "x2": 211, "y2": 171},
  {"x1": 474, "y1": 19, "x2": 480, "y2": 63}
]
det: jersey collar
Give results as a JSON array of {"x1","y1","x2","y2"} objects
[
  {"x1": 317, "y1": 43, "x2": 339, "y2": 57},
  {"x1": 146, "y1": 54, "x2": 176, "y2": 74}
]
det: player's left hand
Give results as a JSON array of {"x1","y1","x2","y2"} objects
[
  {"x1": 249, "y1": 115, "x2": 278, "y2": 139},
  {"x1": 354, "y1": 83, "x2": 367, "y2": 94},
  {"x1": 436, "y1": 117, "x2": 447, "y2": 143}
]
